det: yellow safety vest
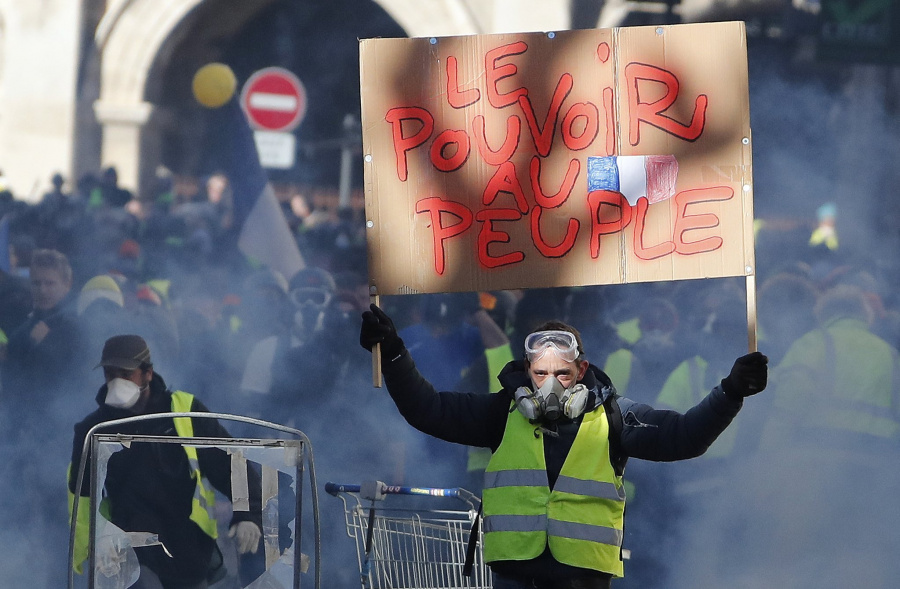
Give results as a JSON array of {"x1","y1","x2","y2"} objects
[
  {"x1": 603, "y1": 349, "x2": 633, "y2": 398},
  {"x1": 170, "y1": 391, "x2": 219, "y2": 539},
  {"x1": 607, "y1": 317, "x2": 639, "y2": 397},
  {"x1": 770, "y1": 319, "x2": 900, "y2": 439},
  {"x1": 467, "y1": 343, "x2": 514, "y2": 473},
  {"x1": 483, "y1": 403, "x2": 626, "y2": 576},
  {"x1": 68, "y1": 391, "x2": 218, "y2": 574}
]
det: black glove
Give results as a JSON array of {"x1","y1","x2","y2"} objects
[
  {"x1": 360, "y1": 303, "x2": 404, "y2": 359},
  {"x1": 721, "y1": 351, "x2": 769, "y2": 400}
]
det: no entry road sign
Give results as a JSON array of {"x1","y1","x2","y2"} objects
[{"x1": 241, "y1": 67, "x2": 307, "y2": 132}]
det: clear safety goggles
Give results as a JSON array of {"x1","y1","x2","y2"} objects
[
  {"x1": 524, "y1": 330, "x2": 580, "y2": 362},
  {"x1": 290, "y1": 287, "x2": 332, "y2": 308}
]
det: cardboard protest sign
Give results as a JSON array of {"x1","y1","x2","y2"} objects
[{"x1": 360, "y1": 21, "x2": 754, "y2": 295}]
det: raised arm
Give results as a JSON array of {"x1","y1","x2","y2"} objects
[
  {"x1": 619, "y1": 352, "x2": 768, "y2": 461},
  {"x1": 361, "y1": 303, "x2": 510, "y2": 448}
]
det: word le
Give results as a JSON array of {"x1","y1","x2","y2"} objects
[{"x1": 383, "y1": 41, "x2": 731, "y2": 274}]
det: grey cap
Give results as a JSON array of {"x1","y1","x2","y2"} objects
[{"x1": 95, "y1": 335, "x2": 152, "y2": 370}]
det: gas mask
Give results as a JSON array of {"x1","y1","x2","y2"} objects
[
  {"x1": 105, "y1": 378, "x2": 143, "y2": 409},
  {"x1": 291, "y1": 287, "x2": 332, "y2": 339},
  {"x1": 514, "y1": 377, "x2": 590, "y2": 422}
]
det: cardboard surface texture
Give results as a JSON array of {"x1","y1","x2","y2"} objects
[{"x1": 359, "y1": 22, "x2": 754, "y2": 295}]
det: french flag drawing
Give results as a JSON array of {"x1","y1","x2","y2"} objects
[{"x1": 587, "y1": 155, "x2": 679, "y2": 206}]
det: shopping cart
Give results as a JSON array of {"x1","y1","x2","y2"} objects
[{"x1": 325, "y1": 481, "x2": 493, "y2": 589}]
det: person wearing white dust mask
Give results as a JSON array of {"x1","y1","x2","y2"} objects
[{"x1": 68, "y1": 335, "x2": 264, "y2": 589}]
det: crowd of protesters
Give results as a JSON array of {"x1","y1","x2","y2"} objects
[{"x1": 1, "y1": 164, "x2": 899, "y2": 587}]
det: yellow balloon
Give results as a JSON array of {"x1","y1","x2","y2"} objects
[{"x1": 192, "y1": 63, "x2": 237, "y2": 108}]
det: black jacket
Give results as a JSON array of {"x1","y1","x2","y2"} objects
[
  {"x1": 381, "y1": 349, "x2": 742, "y2": 581},
  {"x1": 69, "y1": 373, "x2": 261, "y2": 584},
  {"x1": 3, "y1": 292, "x2": 82, "y2": 415}
]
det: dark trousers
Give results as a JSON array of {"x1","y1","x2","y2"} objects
[{"x1": 493, "y1": 572, "x2": 613, "y2": 589}]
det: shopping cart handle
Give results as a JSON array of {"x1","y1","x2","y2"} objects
[
  {"x1": 325, "y1": 481, "x2": 474, "y2": 501},
  {"x1": 324, "y1": 481, "x2": 388, "y2": 500},
  {"x1": 325, "y1": 482, "x2": 360, "y2": 495}
]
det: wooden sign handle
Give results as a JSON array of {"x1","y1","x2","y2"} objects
[
  {"x1": 745, "y1": 274, "x2": 758, "y2": 353},
  {"x1": 371, "y1": 293, "x2": 382, "y2": 388}
]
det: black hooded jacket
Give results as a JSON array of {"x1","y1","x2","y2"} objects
[
  {"x1": 69, "y1": 372, "x2": 261, "y2": 584},
  {"x1": 381, "y1": 347, "x2": 742, "y2": 581}
]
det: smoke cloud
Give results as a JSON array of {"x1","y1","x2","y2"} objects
[{"x1": 2, "y1": 13, "x2": 900, "y2": 589}]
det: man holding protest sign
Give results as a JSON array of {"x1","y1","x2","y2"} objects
[
  {"x1": 356, "y1": 21, "x2": 766, "y2": 586},
  {"x1": 360, "y1": 304, "x2": 767, "y2": 588}
]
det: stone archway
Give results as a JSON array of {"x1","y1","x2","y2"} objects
[
  {"x1": 95, "y1": 0, "x2": 194, "y2": 192},
  {"x1": 93, "y1": 0, "x2": 284, "y2": 194},
  {"x1": 93, "y1": 0, "x2": 570, "y2": 194}
]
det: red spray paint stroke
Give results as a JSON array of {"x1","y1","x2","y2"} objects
[
  {"x1": 429, "y1": 129, "x2": 470, "y2": 172},
  {"x1": 485, "y1": 42, "x2": 528, "y2": 109},
  {"x1": 561, "y1": 102, "x2": 600, "y2": 151},
  {"x1": 587, "y1": 190, "x2": 633, "y2": 259},
  {"x1": 385, "y1": 106, "x2": 434, "y2": 181},
  {"x1": 446, "y1": 55, "x2": 481, "y2": 109},
  {"x1": 531, "y1": 205, "x2": 579, "y2": 258},
  {"x1": 483, "y1": 161, "x2": 529, "y2": 214},
  {"x1": 475, "y1": 208, "x2": 525, "y2": 268},
  {"x1": 673, "y1": 186, "x2": 733, "y2": 254},
  {"x1": 518, "y1": 73, "x2": 574, "y2": 157},
  {"x1": 415, "y1": 197, "x2": 474, "y2": 275},
  {"x1": 625, "y1": 62, "x2": 708, "y2": 146},
  {"x1": 472, "y1": 114, "x2": 521, "y2": 166},
  {"x1": 530, "y1": 156, "x2": 580, "y2": 209},
  {"x1": 632, "y1": 197, "x2": 675, "y2": 260}
]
